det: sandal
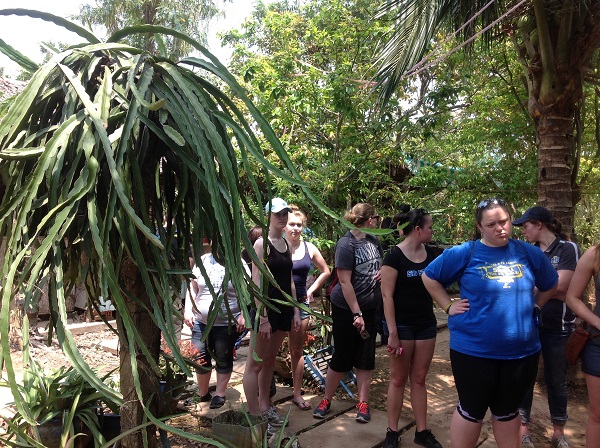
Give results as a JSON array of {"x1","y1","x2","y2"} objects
[{"x1": 292, "y1": 399, "x2": 311, "y2": 411}]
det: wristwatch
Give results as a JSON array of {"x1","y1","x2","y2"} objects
[{"x1": 353, "y1": 311, "x2": 363, "y2": 318}]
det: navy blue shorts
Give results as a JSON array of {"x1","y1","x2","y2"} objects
[{"x1": 582, "y1": 339, "x2": 600, "y2": 377}]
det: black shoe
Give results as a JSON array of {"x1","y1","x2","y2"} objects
[
  {"x1": 199, "y1": 392, "x2": 212, "y2": 402},
  {"x1": 414, "y1": 429, "x2": 443, "y2": 448},
  {"x1": 384, "y1": 428, "x2": 400, "y2": 448},
  {"x1": 209, "y1": 395, "x2": 226, "y2": 409}
]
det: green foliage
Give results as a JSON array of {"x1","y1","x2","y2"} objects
[
  {"x1": 0, "y1": 334, "x2": 116, "y2": 447},
  {"x1": 75, "y1": 0, "x2": 226, "y2": 59},
  {"x1": 0, "y1": 10, "x2": 334, "y2": 446}
]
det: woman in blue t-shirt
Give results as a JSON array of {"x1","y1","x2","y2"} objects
[
  {"x1": 381, "y1": 208, "x2": 443, "y2": 448},
  {"x1": 422, "y1": 198, "x2": 558, "y2": 448}
]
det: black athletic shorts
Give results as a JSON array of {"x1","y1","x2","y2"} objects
[
  {"x1": 329, "y1": 303, "x2": 377, "y2": 372},
  {"x1": 450, "y1": 349, "x2": 540, "y2": 423}
]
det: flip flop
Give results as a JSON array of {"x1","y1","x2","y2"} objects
[{"x1": 292, "y1": 399, "x2": 311, "y2": 411}]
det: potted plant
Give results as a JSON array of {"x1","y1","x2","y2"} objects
[{"x1": 0, "y1": 348, "x2": 106, "y2": 448}]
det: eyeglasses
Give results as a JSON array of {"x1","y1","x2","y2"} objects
[
  {"x1": 477, "y1": 198, "x2": 505, "y2": 209},
  {"x1": 370, "y1": 215, "x2": 381, "y2": 221}
]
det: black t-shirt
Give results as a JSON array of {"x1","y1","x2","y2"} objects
[
  {"x1": 383, "y1": 244, "x2": 442, "y2": 328},
  {"x1": 539, "y1": 237, "x2": 579, "y2": 331}
]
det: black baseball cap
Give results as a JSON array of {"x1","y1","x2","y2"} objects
[{"x1": 512, "y1": 206, "x2": 554, "y2": 226}]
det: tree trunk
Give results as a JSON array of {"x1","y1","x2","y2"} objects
[
  {"x1": 118, "y1": 257, "x2": 162, "y2": 448},
  {"x1": 536, "y1": 113, "x2": 576, "y2": 237}
]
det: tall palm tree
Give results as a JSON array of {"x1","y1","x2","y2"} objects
[
  {"x1": 0, "y1": 9, "x2": 321, "y2": 447},
  {"x1": 375, "y1": 0, "x2": 600, "y2": 235}
]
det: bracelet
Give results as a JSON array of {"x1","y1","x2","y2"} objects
[{"x1": 444, "y1": 301, "x2": 453, "y2": 314}]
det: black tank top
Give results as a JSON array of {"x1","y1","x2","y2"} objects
[{"x1": 267, "y1": 239, "x2": 293, "y2": 300}]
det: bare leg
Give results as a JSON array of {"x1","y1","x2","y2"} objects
[
  {"x1": 492, "y1": 416, "x2": 520, "y2": 448},
  {"x1": 355, "y1": 368, "x2": 372, "y2": 403},
  {"x1": 196, "y1": 371, "x2": 211, "y2": 397},
  {"x1": 289, "y1": 318, "x2": 310, "y2": 403},
  {"x1": 242, "y1": 333, "x2": 262, "y2": 415},
  {"x1": 257, "y1": 330, "x2": 287, "y2": 412},
  {"x1": 386, "y1": 340, "x2": 412, "y2": 431},
  {"x1": 585, "y1": 373, "x2": 600, "y2": 448},
  {"x1": 409, "y1": 338, "x2": 436, "y2": 432},
  {"x1": 214, "y1": 372, "x2": 232, "y2": 397},
  {"x1": 322, "y1": 367, "x2": 345, "y2": 401},
  {"x1": 450, "y1": 409, "x2": 482, "y2": 448}
]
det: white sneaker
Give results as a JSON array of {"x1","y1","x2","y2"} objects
[
  {"x1": 551, "y1": 436, "x2": 569, "y2": 447},
  {"x1": 262, "y1": 406, "x2": 287, "y2": 427},
  {"x1": 521, "y1": 434, "x2": 535, "y2": 447}
]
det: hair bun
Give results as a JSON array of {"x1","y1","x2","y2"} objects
[{"x1": 398, "y1": 204, "x2": 410, "y2": 213}]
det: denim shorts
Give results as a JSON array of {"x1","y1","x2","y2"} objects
[
  {"x1": 582, "y1": 339, "x2": 600, "y2": 377},
  {"x1": 298, "y1": 297, "x2": 310, "y2": 320},
  {"x1": 382, "y1": 320, "x2": 437, "y2": 340}
]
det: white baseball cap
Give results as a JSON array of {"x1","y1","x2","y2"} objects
[{"x1": 265, "y1": 197, "x2": 292, "y2": 214}]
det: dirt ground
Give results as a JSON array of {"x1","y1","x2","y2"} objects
[{"x1": 1, "y1": 326, "x2": 591, "y2": 447}]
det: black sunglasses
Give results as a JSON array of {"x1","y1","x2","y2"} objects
[{"x1": 477, "y1": 198, "x2": 505, "y2": 209}]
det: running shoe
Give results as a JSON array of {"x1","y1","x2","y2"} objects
[
  {"x1": 355, "y1": 401, "x2": 370, "y2": 423},
  {"x1": 262, "y1": 406, "x2": 287, "y2": 428},
  {"x1": 313, "y1": 398, "x2": 331, "y2": 419}
]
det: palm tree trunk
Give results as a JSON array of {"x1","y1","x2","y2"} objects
[
  {"x1": 118, "y1": 257, "x2": 161, "y2": 448},
  {"x1": 536, "y1": 113, "x2": 576, "y2": 237}
]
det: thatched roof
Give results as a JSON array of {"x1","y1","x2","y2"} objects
[{"x1": 0, "y1": 77, "x2": 26, "y2": 102}]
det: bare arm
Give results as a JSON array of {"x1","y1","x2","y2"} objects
[
  {"x1": 553, "y1": 269, "x2": 575, "y2": 301},
  {"x1": 337, "y1": 268, "x2": 364, "y2": 333},
  {"x1": 252, "y1": 238, "x2": 272, "y2": 338},
  {"x1": 566, "y1": 246, "x2": 600, "y2": 331},
  {"x1": 422, "y1": 272, "x2": 469, "y2": 316},
  {"x1": 381, "y1": 265, "x2": 398, "y2": 348},
  {"x1": 306, "y1": 242, "x2": 331, "y2": 301}
]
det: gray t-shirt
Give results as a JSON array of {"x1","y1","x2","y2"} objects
[{"x1": 329, "y1": 231, "x2": 382, "y2": 310}]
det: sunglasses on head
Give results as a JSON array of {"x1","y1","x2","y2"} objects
[{"x1": 477, "y1": 198, "x2": 505, "y2": 209}]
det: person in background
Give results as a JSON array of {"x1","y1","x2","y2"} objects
[
  {"x1": 382, "y1": 208, "x2": 443, "y2": 448},
  {"x1": 313, "y1": 203, "x2": 383, "y2": 424},
  {"x1": 513, "y1": 206, "x2": 580, "y2": 448},
  {"x1": 565, "y1": 244, "x2": 600, "y2": 448},
  {"x1": 285, "y1": 205, "x2": 330, "y2": 410},
  {"x1": 184, "y1": 239, "x2": 248, "y2": 409},
  {"x1": 422, "y1": 198, "x2": 558, "y2": 448},
  {"x1": 243, "y1": 198, "x2": 300, "y2": 433}
]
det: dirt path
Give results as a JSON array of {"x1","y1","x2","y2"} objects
[
  {"x1": 368, "y1": 327, "x2": 588, "y2": 448},
  {"x1": 1, "y1": 324, "x2": 590, "y2": 447}
]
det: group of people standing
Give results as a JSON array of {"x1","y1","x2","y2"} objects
[{"x1": 183, "y1": 196, "x2": 600, "y2": 448}]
